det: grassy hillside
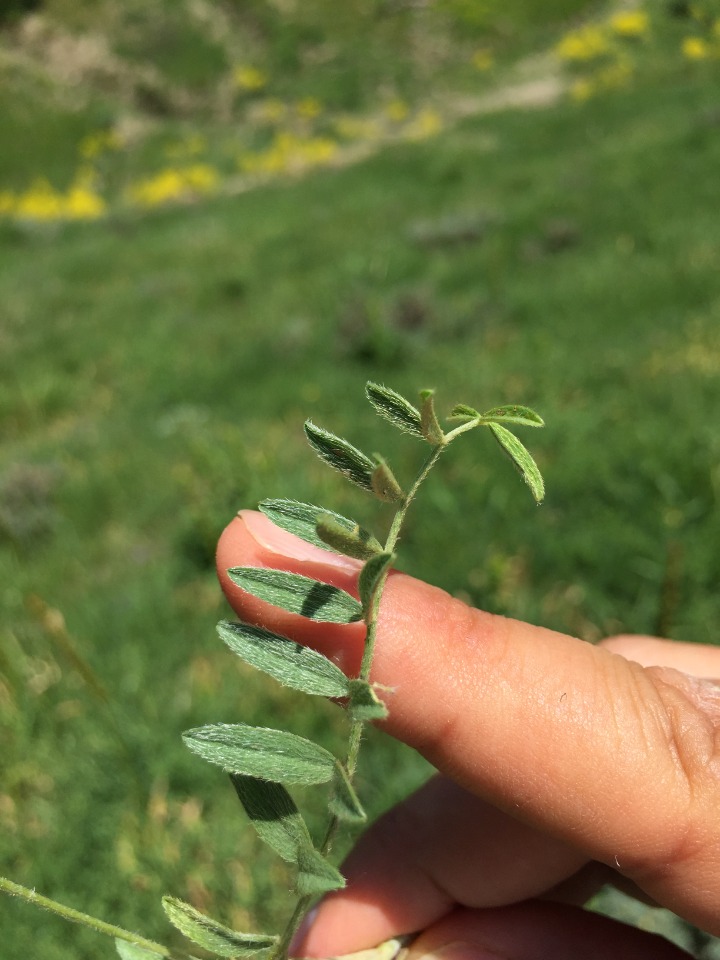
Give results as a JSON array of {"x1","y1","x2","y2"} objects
[
  {"x1": 0, "y1": 0, "x2": 596, "y2": 202},
  {"x1": 1, "y1": 2, "x2": 720, "y2": 958}
]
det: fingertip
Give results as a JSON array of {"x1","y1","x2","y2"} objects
[
  {"x1": 215, "y1": 509, "x2": 367, "y2": 672},
  {"x1": 290, "y1": 892, "x2": 418, "y2": 959}
]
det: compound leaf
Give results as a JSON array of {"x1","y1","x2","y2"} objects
[
  {"x1": 183, "y1": 723, "x2": 336, "y2": 785},
  {"x1": 228, "y1": 567, "x2": 363, "y2": 624}
]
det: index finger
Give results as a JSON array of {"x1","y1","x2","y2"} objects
[{"x1": 217, "y1": 512, "x2": 720, "y2": 937}]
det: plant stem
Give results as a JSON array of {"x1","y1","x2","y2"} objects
[
  {"x1": 270, "y1": 892, "x2": 315, "y2": 960},
  {"x1": 0, "y1": 876, "x2": 188, "y2": 958},
  {"x1": 275, "y1": 441, "x2": 450, "y2": 960},
  {"x1": 444, "y1": 417, "x2": 482, "y2": 444},
  {"x1": 345, "y1": 442, "x2": 446, "y2": 772}
]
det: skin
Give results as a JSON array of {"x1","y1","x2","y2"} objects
[{"x1": 217, "y1": 511, "x2": 720, "y2": 960}]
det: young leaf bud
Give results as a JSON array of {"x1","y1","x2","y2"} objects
[
  {"x1": 420, "y1": 389, "x2": 445, "y2": 445},
  {"x1": 371, "y1": 457, "x2": 405, "y2": 503},
  {"x1": 316, "y1": 514, "x2": 384, "y2": 560}
]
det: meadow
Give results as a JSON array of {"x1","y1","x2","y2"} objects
[{"x1": 1, "y1": 1, "x2": 720, "y2": 957}]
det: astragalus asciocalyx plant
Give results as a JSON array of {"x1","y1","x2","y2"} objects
[
  {"x1": 172, "y1": 382, "x2": 545, "y2": 960},
  {"x1": 0, "y1": 382, "x2": 545, "y2": 960}
]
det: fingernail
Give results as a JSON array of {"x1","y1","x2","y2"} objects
[
  {"x1": 408, "y1": 943, "x2": 505, "y2": 960},
  {"x1": 240, "y1": 511, "x2": 362, "y2": 571}
]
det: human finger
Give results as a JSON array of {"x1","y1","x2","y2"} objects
[
  {"x1": 290, "y1": 775, "x2": 588, "y2": 957},
  {"x1": 398, "y1": 900, "x2": 692, "y2": 960},
  {"x1": 602, "y1": 635, "x2": 720, "y2": 679},
  {"x1": 217, "y1": 512, "x2": 720, "y2": 939}
]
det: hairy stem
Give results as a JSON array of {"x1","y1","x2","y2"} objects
[
  {"x1": 275, "y1": 442, "x2": 449, "y2": 960},
  {"x1": 0, "y1": 876, "x2": 188, "y2": 959}
]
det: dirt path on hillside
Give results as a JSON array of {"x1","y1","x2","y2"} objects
[
  {"x1": 222, "y1": 59, "x2": 565, "y2": 198},
  {"x1": 1, "y1": 13, "x2": 566, "y2": 208}
]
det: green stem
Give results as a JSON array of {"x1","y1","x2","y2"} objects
[
  {"x1": 343, "y1": 442, "x2": 447, "y2": 789},
  {"x1": 0, "y1": 876, "x2": 187, "y2": 958},
  {"x1": 271, "y1": 893, "x2": 314, "y2": 960},
  {"x1": 444, "y1": 417, "x2": 483, "y2": 444},
  {"x1": 384, "y1": 442, "x2": 447, "y2": 557},
  {"x1": 275, "y1": 441, "x2": 451, "y2": 960}
]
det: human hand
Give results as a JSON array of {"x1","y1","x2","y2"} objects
[{"x1": 217, "y1": 511, "x2": 720, "y2": 960}]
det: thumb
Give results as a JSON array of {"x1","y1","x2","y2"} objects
[{"x1": 217, "y1": 511, "x2": 720, "y2": 937}]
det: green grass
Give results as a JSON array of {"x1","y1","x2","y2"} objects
[{"x1": 2, "y1": 5, "x2": 720, "y2": 959}]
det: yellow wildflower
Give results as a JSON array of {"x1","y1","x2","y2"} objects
[
  {"x1": 233, "y1": 65, "x2": 267, "y2": 91},
  {"x1": 0, "y1": 168, "x2": 107, "y2": 222},
  {"x1": 556, "y1": 25, "x2": 609, "y2": 61},
  {"x1": 609, "y1": 10, "x2": 649, "y2": 38},
  {"x1": 65, "y1": 184, "x2": 106, "y2": 220},
  {"x1": 239, "y1": 133, "x2": 337, "y2": 176},
  {"x1": 127, "y1": 165, "x2": 219, "y2": 208},
  {"x1": 14, "y1": 179, "x2": 65, "y2": 221},
  {"x1": 183, "y1": 164, "x2": 219, "y2": 191},
  {"x1": 682, "y1": 36, "x2": 710, "y2": 59}
]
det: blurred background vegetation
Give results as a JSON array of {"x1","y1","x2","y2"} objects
[{"x1": 1, "y1": 0, "x2": 720, "y2": 957}]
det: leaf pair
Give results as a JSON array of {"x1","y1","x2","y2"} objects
[
  {"x1": 182, "y1": 725, "x2": 361, "y2": 889},
  {"x1": 304, "y1": 382, "x2": 545, "y2": 505},
  {"x1": 182, "y1": 725, "x2": 358, "y2": 883},
  {"x1": 448, "y1": 403, "x2": 545, "y2": 503},
  {"x1": 449, "y1": 403, "x2": 544, "y2": 429}
]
